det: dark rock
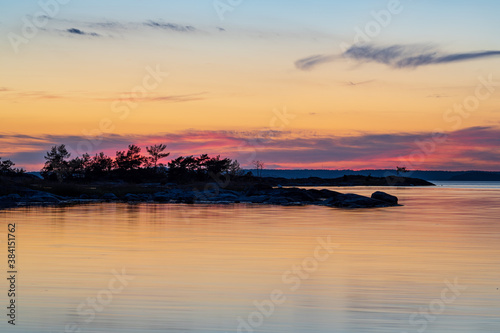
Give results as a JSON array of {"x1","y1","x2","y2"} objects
[
  {"x1": 213, "y1": 193, "x2": 240, "y2": 202},
  {"x1": 137, "y1": 194, "x2": 152, "y2": 201},
  {"x1": 124, "y1": 193, "x2": 141, "y2": 201},
  {"x1": 305, "y1": 189, "x2": 325, "y2": 200},
  {"x1": 0, "y1": 196, "x2": 17, "y2": 209},
  {"x1": 180, "y1": 196, "x2": 195, "y2": 204},
  {"x1": 153, "y1": 192, "x2": 171, "y2": 202},
  {"x1": 102, "y1": 193, "x2": 118, "y2": 200},
  {"x1": 319, "y1": 189, "x2": 341, "y2": 198},
  {"x1": 325, "y1": 193, "x2": 391, "y2": 208},
  {"x1": 245, "y1": 183, "x2": 273, "y2": 196},
  {"x1": 79, "y1": 194, "x2": 89, "y2": 199},
  {"x1": 277, "y1": 188, "x2": 316, "y2": 202},
  {"x1": 7, "y1": 194, "x2": 21, "y2": 201},
  {"x1": 0, "y1": 196, "x2": 17, "y2": 205},
  {"x1": 371, "y1": 191, "x2": 398, "y2": 204},
  {"x1": 267, "y1": 196, "x2": 290, "y2": 205},
  {"x1": 26, "y1": 193, "x2": 61, "y2": 203},
  {"x1": 248, "y1": 195, "x2": 269, "y2": 203}
]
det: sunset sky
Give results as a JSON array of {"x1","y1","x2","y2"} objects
[{"x1": 1, "y1": 0, "x2": 500, "y2": 171}]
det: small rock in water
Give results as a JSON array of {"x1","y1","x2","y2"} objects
[{"x1": 371, "y1": 191, "x2": 398, "y2": 205}]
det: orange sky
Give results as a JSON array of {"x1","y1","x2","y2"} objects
[{"x1": 1, "y1": 1, "x2": 500, "y2": 170}]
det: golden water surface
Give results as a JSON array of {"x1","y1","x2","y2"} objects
[{"x1": 1, "y1": 184, "x2": 499, "y2": 333}]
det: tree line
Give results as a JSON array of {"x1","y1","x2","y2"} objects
[{"x1": 37, "y1": 144, "x2": 244, "y2": 183}]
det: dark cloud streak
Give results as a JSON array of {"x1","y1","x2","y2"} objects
[
  {"x1": 295, "y1": 44, "x2": 500, "y2": 70},
  {"x1": 66, "y1": 28, "x2": 101, "y2": 37},
  {"x1": 144, "y1": 20, "x2": 196, "y2": 32}
]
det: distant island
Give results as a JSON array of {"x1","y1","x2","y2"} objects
[
  {"x1": 246, "y1": 169, "x2": 500, "y2": 181},
  {"x1": 1, "y1": 143, "x2": 437, "y2": 210}
]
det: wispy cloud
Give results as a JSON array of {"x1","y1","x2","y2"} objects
[
  {"x1": 66, "y1": 28, "x2": 101, "y2": 37},
  {"x1": 295, "y1": 44, "x2": 500, "y2": 70},
  {"x1": 345, "y1": 44, "x2": 500, "y2": 68},
  {"x1": 35, "y1": 16, "x2": 199, "y2": 38},
  {"x1": 0, "y1": 89, "x2": 63, "y2": 100},
  {"x1": 294, "y1": 54, "x2": 338, "y2": 71},
  {"x1": 0, "y1": 88, "x2": 206, "y2": 103},
  {"x1": 96, "y1": 92, "x2": 208, "y2": 103},
  {"x1": 143, "y1": 20, "x2": 197, "y2": 32}
]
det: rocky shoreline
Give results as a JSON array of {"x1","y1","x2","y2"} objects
[
  {"x1": 0, "y1": 174, "x2": 434, "y2": 210},
  {"x1": 0, "y1": 186, "x2": 401, "y2": 210}
]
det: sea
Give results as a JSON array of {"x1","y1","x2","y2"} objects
[{"x1": 1, "y1": 181, "x2": 499, "y2": 333}]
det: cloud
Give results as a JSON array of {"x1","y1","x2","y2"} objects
[
  {"x1": 2, "y1": 127, "x2": 500, "y2": 171},
  {"x1": 144, "y1": 20, "x2": 196, "y2": 32},
  {"x1": 294, "y1": 54, "x2": 338, "y2": 71},
  {"x1": 35, "y1": 16, "x2": 199, "y2": 38},
  {"x1": 295, "y1": 44, "x2": 500, "y2": 70},
  {"x1": 0, "y1": 89, "x2": 63, "y2": 100},
  {"x1": 343, "y1": 80, "x2": 375, "y2": 87},
  {"x1": 96, "y1": 92, "x2": 208, "y2": 103},
  {"x1": 0, "y1": 88, "x2": 206, "y2": 103},
  {"x1": 345, "y1": 44, "x2": 500, "y2": 68},
  {"x1": 141, "y1": 92, "x2": 207, "y2": 102},
  {"x1": 66, "y1": 28, "x2": 101, "y2": 37}
]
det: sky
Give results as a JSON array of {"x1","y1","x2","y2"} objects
[{"x1": 1, "y1": 0, "x2": 500, "y2": 171}]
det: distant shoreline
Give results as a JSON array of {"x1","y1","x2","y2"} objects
[{"x1": 242, "y1": 169, "x2": 500, "y2": 182}]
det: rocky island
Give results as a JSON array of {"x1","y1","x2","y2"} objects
[
  {"x1": 0, "y1": 173, "x2": 433, "y2": 210},
  {"x1": 0, "y1": 145, "x2": 435, "y2": 210}
]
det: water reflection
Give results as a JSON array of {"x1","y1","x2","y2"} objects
[{"x1": 0, "y1": 185, "x2": 499, "y2": 332}]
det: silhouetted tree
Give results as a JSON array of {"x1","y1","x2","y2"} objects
[
  {"x1": 253, "y1": 160, "x2": 264, "y2": 178},
  {"x1": 168, "y1": 154, "x2": 237, "y2": 182},
  {"x1": 204, "y1": 155, "x2": 232, "y2": 176},
  {"x1": 68, "y1": 153, "x2": 90, "y2": 179},
  {"x1": 228, "y1": 159, "x2": 243, "y2": 176},
  {"x1": 87, "y1": 152, "x2": 114, "y2": 176},
  {"x1": 168, "y1": 155, "x2": 197, "y2": 182},
  {"x1": 115, "y1": 145, "x2": 146, "y2": 171},
  {"x1": 146, "y1": 144, "x2": 170, "y2": 171},
  {"x1": 0, "y1": 158, "x2": 15, "y2": 174},
  {"x1": 41, "y1": 144, "x2": 71, "y2": 181}
]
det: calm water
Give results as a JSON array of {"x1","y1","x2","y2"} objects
[{"x1": 1, "y1": 183, "x2": 500, "y2": 333}]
